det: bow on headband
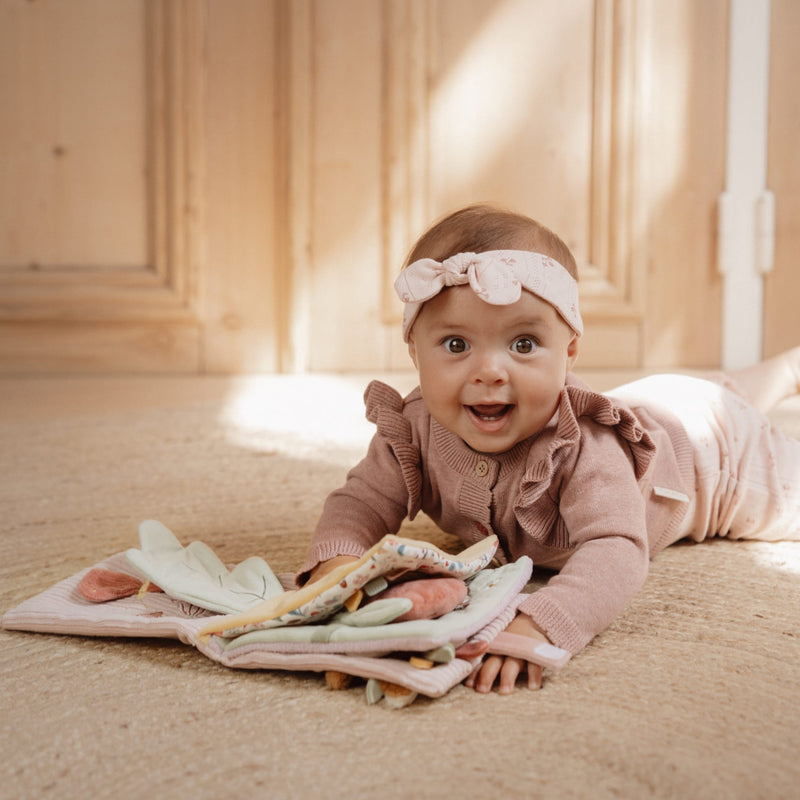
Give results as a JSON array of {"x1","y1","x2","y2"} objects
[{"x1": 394, "y1": 250, "x2": 583, "y2": 342}]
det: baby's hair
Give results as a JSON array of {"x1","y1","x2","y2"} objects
[{"x1": 403, "y1": 203, "x2": 579, "y2": 279}]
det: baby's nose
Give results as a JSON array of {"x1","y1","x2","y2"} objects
[{"x1": 471, "y1": 351, "x2": 509, "y2": 384}]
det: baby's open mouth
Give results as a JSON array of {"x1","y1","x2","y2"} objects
[{"x1": 467, "y1": 404, "x2": 513, "y2": 422}]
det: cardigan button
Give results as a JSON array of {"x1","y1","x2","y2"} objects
[{"x1": 475, "y1": 460, "x2": 489, "y2": 477}]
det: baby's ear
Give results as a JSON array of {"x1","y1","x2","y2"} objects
[
  {"x1": 566, "y1": 335, "x2": 579, "y2": 370},
  {"x1": 407, "y1": 335, "x2": 419, "y2": 369}
]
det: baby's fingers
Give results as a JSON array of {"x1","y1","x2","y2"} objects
[
  {"x1": 465, "y1": 654, "x2": 503, "y2": 693},
  {"x1": 497, "y1": 656, "x2": 525, "y2": 694},
  {"x1": 527, "y1": 661, "x2": 543, "y2": 690},
  {"x1": 465, "y1": 655, "x2": 540, "y2": 694},
  {"x1": 497, "y1": 658, "x2": 542, "y2": 693}
]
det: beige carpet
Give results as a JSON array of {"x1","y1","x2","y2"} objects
[{"x1": 1, "y1": 373, "x2": 799, "y2": 800}]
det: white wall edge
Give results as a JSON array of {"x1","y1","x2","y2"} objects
[{"x1": 719, "y1": 0, "x2": 772, "y2": 370}]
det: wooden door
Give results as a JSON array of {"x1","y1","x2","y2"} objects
[
  {"x1": 0, "y1": 0, "x2": 774, "y2": 374},
  {"x1": 0, "y1": 0, "x2": 285, "y2": 373},
  {"x1": 303, "y1": 0, "x2": 728, "y2": 370}
]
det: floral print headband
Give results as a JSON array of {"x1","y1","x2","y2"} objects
[{"x1": 394, "y1": 250, "x2": 583, "y2": 342}]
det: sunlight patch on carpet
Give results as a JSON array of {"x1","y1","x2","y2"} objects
[
  {"x1": 747, "y1": 541, "x2": 800, "y2": 576},
  {"x1": 217, "y1": 374, "x2": 395, "y2": 463}
]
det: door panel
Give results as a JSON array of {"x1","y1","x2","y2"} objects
[
  {"x1": 0, "y1": 0, "x2": 148, "y2": 268},
  {"x1": 0, "y1": 0, "x2": 289, "y2": 373},
  {"x1": 306, "y1": 0, "x2": 727, "y2": 370},
  {"x1": 0, "y1": 0, "x2": 206, "y2": 372}
]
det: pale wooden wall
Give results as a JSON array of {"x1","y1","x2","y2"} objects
[
  {"x1": 764, "y1": 0, "x2": 800, "y2": 357},
  {"x1": 0, "y1": 0, "x2": 797, "y2": 374}
]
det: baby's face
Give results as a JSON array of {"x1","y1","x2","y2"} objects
[{"x1": 408, "y1": 286, "x2": 578, "y2": 454}]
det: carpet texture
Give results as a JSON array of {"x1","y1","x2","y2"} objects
[{"x1": 1, "y1": 374, "x2": 799, "y2": 799}]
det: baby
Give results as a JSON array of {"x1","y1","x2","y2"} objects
[{"x1": 297, "y1": 203, "x2": 800, "y2": 694}]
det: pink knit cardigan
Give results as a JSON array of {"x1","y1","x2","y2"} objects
[{"x1": 298, "y1": 375, "x2": 695, "y2": 654}]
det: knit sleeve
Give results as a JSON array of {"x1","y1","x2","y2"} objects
[
  {"x1": 295, "y1": 382, "x2": 422, "y2": 584},
  {"x1": 517, "y1": 419, "x2": 651, "y2": 654}
]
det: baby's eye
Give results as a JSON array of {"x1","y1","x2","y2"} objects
[
  {"x1": 511, "y1": 337, "x2": 537, "y2": 354},
  {"x1": 443, "y1": 336, "x2": 468, "y2": 354}
]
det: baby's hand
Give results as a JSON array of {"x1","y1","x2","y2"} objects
[
  {"x1": 307, "y1": 555, "x2": 359, "y2": 584},
  {"x1": 465, "y1": 613, "x2": 550, "y2": 695}
]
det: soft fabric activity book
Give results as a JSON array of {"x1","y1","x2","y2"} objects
[{"x1": 2, "y1": 521, "x2": 570, "y2": 707}]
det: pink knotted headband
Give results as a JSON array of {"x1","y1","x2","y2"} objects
[{"x1": 394, "y1": 250, "x2": 583, "y2": 342}]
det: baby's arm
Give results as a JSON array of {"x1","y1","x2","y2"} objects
[
  {"x1": 297, "y1": 427, "x2": 413, "y2": 585},
  {"x1": 465, "y1": 612, "x2": 550, "y2": 694}
]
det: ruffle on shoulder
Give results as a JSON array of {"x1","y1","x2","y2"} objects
[
  {"x1": 564, "y1": 383, "x2": 656, "y2": 480},
  {"x1": 364, "y1": 381, "x2": 423, "y2": 519},
  {"x1": 517, "y1": 381, "x2": 656, "y2": 519}
]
